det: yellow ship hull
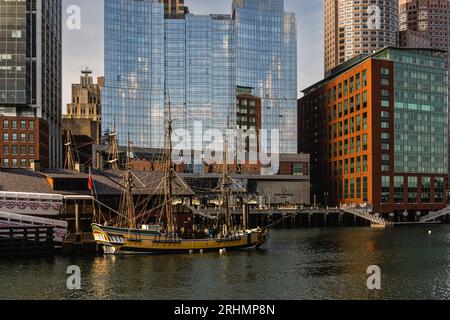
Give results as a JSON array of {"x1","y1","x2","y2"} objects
[{"x1": 92, "y1": 224, "x2": 269, "y2": 254}]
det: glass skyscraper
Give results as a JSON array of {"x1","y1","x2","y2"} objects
[
  {"x1": 103, "y1": 0, "x2": 297, "y2": 154},
  {"x1": 0, "y1": 0, "x2": 62, "y2": 169},
  {"x1": 233, "y1": 0, "x2": 297, "y2": 153}
]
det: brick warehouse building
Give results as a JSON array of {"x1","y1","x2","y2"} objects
[
  {"x1": 299, "y1": 47, "x2": 448, "y2": 219},
  {"x1": 0, "y1": 116, "x2": 49, "y2": 169}
]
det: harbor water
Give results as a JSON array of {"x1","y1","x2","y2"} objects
[{"x1": 1, "y1": 225, "x2": 450, "y2": 300}]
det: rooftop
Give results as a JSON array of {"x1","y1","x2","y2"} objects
[{"x1": 301, "y1": 46, "x2": 447, "y2": 96}]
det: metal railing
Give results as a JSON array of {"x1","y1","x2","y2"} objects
[
  {"x1": 340, "y1": 206, "x2": 393, "y2": 227},
  {"x1": 419, "y1": 206, "x2": 450, "y2": 223}
]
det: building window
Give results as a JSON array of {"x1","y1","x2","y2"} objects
[
  {"x1": 20, "y1": 133, "x2": 26, "y2": 142},
  {"x1": 3, "y1": 146, "x2": 9, "y2": 155},
  {"x1": 421, "y1": 177, "x2": 431, "y2": 204},
  {"x1": 362, "y1": 113, "x2": 367, "y2": 130},
  {"x1": 11, "y1": 145, "x2": 17, "y2": 155},
  {"x1": 356, "y1": 178, "x2": 361, "y2": 198},
  {"x1": 394, "y1": 176, "x2": 404, "y2": 204},
  {"x1": 2, "y1": 158, "x2": 9, "y2": 167},
  {"x1": 12, "y1": 133, "x2": 17, "y2": 141},
  {"x1": 363, "y1": 177, "x2": 368, "y2": 201},
  {"x1": 29, "y1": 133, "x2": 34, "y2": 142},
  {"x1": 11, "y1": 121, "x2": 17, "y2": 129},
  {"x1": 362, "y1": 134, "x2": 368, "y2": 151},
  {"x1": 408, "y1": 177, "x2": 418, "y2": 204},
  {"x1": 20, "y1": 120, "x2": 26, "y2": 129},
  {"x1": 29, "y1": 146, "x2": 34, "y2": 155},
  {"x1": 382, "y1": 176, "x2": 390, "y2": 203},
  {"x1": 292, "y1": 163, "x2": 305, "y2": 176},
  {"x1": 435, "y1": 177, "x2": 444, "y2": 203},
  {"x1": 3, "y1": 120, "x2": 8, "y2": 129},
  {"x1": 11, "y1": 158, "x2": 17, "y2": 167},
  {"x1": 29, "y1": 121, "x2": 34, "y2": 130},
  {"x1": 362, "y1": 91, "x2": 367, "y2": 108},
  {"x1": 344, "y1": 179, "x2": 349, "y2": 199},
  {"x1": 20, "y1": 145, "x2": 26, "y2": 155},
  {"x1": 3, "y1": 133, "x2": 9, "y2": 141},
  {"x1": 350, "y1": 178, "x2": 355, "y2": 198},
  {"x1": 20, "y1": 158, "x2": 27, "y2": 168},
  {"x1": 363, "y1": 155, "x2": 368, "y2": 172}
]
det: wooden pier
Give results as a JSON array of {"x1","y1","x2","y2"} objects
[{"x1": 0, "y1": 226, "x2": 54, "y2": 256}]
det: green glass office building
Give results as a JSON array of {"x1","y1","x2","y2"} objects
[{"x1": 299, "y1": 47, "x2": 448, "y2": 218}]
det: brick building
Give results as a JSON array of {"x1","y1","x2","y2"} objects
[
  {"x1": 0, "y1": 116, "x2": 49, "y2": 169},
  {"x1": 299, "y1": 47, "x2": 448, "y2": 218}
]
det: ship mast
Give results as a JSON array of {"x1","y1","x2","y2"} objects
[
  {"x1": 64, "y1": 129, "x2": 76, "y2": 170},
  {"x1": 221, "y1": 119, "x2": 233, "y2": 235},
  {"x1": 163, "y1": 91, "x2": 176, "y2": 234},
  {"x1": 106, "y1": 122, "x2": 119, "y2": 171},
  {"x1": 220, "y1": 134, "x2": 232, "y2": 234},
  {"x1": 119, "y1": 139, "x2": 136, "y2": 229}
]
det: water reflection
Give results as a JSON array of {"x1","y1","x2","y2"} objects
[{"x1": 1, "y1": 226, "x2": 450, "y2": 300}]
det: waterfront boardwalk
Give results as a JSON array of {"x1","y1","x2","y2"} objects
[{"x1": 242, "y1": 207, "x2": 449, "y2": 228}]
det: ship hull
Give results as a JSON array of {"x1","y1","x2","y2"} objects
[{"x1": 92, "y1": 224, "x2": 269, "y2": 254}]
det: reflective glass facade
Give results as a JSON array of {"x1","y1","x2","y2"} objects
[
  {"x1": 233, "y1": 0, "x2": 297, "y2": 153},
  {"x1": 376, "y1": 48, "x2": 448, "y2": 174},
  {"x1": 103, "y1": 0, "x2": 297, "y2": 153},
  {"x1": 103, "y1": 0, "x2": 165, "y2": 148},
  {"x1": 0, "y1": 0, "x2": 27, "y2": 104},
  {"x1": 184, "y1": 15, "x2": 235, "y2": 151},
  {"x1": 0, "y1": 0, "x2": 62, "y2": 169}
]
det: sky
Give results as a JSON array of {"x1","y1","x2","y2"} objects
[{"x1": 62, "y1": 0, "x2": 324, "y2": 109}]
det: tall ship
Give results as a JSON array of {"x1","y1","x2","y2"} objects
[{"x1": 91, "y1": 97, "x2": 269, "y2": 254}]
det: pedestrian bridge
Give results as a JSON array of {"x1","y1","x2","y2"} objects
[
  {"x1": 340, "y1": 206, "x2": 394, "y2": 227},
  {"x1": 419, "y1": 206, "x2": 450, "y2": 223}
]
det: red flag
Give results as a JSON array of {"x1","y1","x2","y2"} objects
[{"x1": 88, "y1": 168, "x2": 93, "y2": 191}]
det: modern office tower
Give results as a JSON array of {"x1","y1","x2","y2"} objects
[
  {"x1": 233, "y1": 0, "x2": 298, "y2": 154},
  {"x1": 103, "y1": 0, "x2": 297, "y2": 157},
  {"x1": 324, "y1": 0, "x2": 399, "y2": 76},
  {"x1": 0, "y1": 0, "x2": 62, "y2": 169},
  {"x1": 299, "y1": 47, "x2": 448, "y2": 219}
]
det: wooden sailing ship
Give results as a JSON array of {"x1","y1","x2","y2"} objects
[{"x1": 91, "y1": 97, "x2": 269, "y2": 254}]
